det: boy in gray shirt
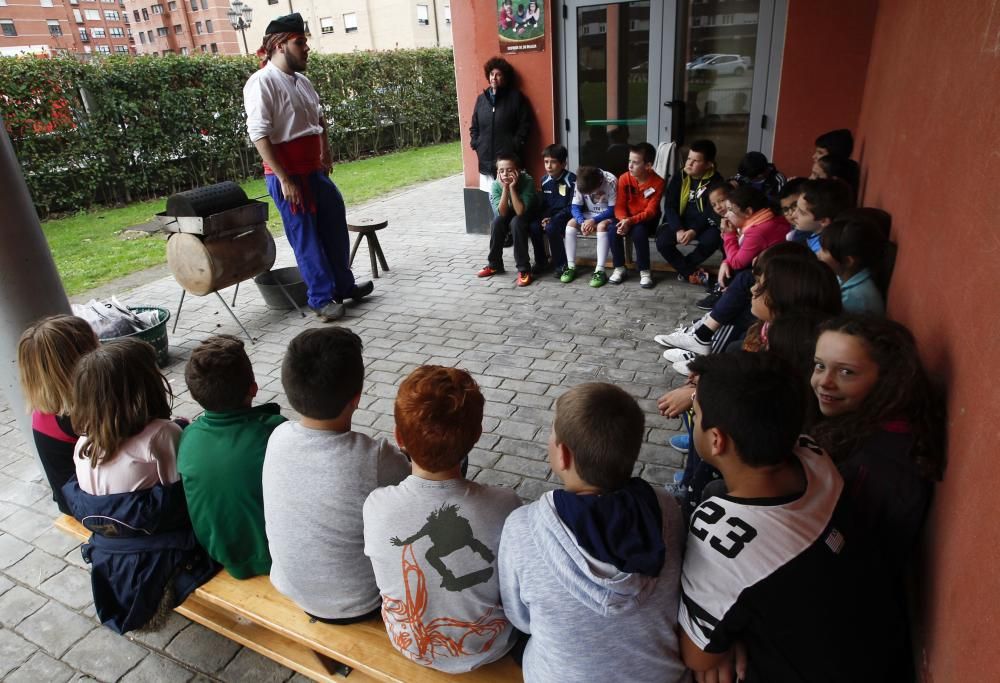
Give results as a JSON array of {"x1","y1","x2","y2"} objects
[
  {"x1": 364, "y1": 366, "x2": 521, "y2": 672},
  {"x1": 498, "y1": 383, "x2": 687, "y2": 683},
  {"x1": 263, "y1": 327, "x2": 409, "y2": 622}
]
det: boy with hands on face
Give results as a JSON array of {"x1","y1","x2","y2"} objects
[{"x1": 479, "y1": 153, "x2": 540, "y2": 286}]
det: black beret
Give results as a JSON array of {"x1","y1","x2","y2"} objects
[{"x1": 265, "y1": 12, "x2": 305, "y2": 35}]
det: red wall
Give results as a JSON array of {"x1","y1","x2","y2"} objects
[
  {"x1": 771, "y1": 0, "x2": 878, "y2": 177},
  {"x1": 854, "y1": 1, "x2": 1000, "y2": 680},
  {"x1": 452, "y1": 1, "x2": 556, "y2": 187}
]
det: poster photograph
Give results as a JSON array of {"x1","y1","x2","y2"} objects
[{"x1": 498, "y1": 0, "x2": 545, "y2": 54}]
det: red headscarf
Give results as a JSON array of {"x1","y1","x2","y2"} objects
[{"x1": 256, "y1": 32, "x2": 303, "y2": 68}]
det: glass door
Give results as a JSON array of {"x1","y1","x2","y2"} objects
[{"x1": 562, "y1": 0, "x2": 676, "y2": 174}]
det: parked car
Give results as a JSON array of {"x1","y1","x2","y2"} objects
[
  {"x1": 687, "y1": 54, "x2": 752, "y2": 76},
  {"x1": 685, "y1": 53, "x2": 722, "y2": 70}
]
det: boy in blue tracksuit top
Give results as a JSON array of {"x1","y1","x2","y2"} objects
[{"x1": 533, "y1": 144, "x2": 577, "y2": 278}]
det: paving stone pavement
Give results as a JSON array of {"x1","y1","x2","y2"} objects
[{"x1": 0, "y1": 173, "x2": 702, "y2": 681}]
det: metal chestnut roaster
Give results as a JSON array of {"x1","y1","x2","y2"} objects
[{"x1": 156, "y1": 181, "x2": 304, "y2": 342}]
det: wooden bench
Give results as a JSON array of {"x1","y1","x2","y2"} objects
[{"x1": 55, "y1": 515, "x2": 522, "y2": 683}]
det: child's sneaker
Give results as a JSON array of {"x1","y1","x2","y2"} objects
[
  {"x1": 671, "y1": 359, "x2": 694, "y2": 376},
  {"x1": 669, "y1": 433, "x2": 690, "y2": 454},
  {"x1": 589, "y1": 270, "x2": 608, "y2": 288},
  {"x1": 687, "y1": 268, "x2": 710, "y2": 286},
  {"x1": 697, "y1": 289, "x2": 724, "y2": 310},
  {"x1": 517, "y1": 271, "x2": 533, "y2": 287},
  {"x1": 640, "y1": 270, "x2": 654, "y2": 289},
  {"x1": 656, "y1": 326, "x2": 710, "y2": 355},
  {"x1": 560, "y1": 266, "x2": 577, "y2": 283},
  {"x1": 662, "y1": 348, "x2": 699, "y2": 364},
  {"x1": 608, "y1": 267, "x2": 627, "y2": 285},
  {"x1": 477, "y1": 265, "x2": 503, "y2": 278}
]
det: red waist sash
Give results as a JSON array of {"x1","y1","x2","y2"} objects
[{"x1": 263, "y1": 134, "x2": 323, "y2": 213}]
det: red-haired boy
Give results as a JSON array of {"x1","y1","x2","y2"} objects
[{"x1": 363, "y1": 366, "x2": 521, "y2": 672}]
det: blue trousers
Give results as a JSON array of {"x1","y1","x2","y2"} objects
[
  {"x1": 610, "y1": 218, "x2": 656, "y2": 270},
  {"x1": 267, "y1": 172, "x2": 356, "y2": 309},
  {"x1": 537, "y1": 213, "x2": 570, "y2": 269}
]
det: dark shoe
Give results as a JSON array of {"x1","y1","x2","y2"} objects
[
  {"x1": 531, "y1": 260, "x2": 550, "y2": 276},
  {"x1": 553, "y1": 265, "x2": 567, "y2": 279},
  {"x1": 347, "y1": 280, "x2": 374, "y2": 301},
  {"x1": 311, "y1": 301, "x2": 345, "y2": 322},
  {"x1": 696, "y1": 290, "x2": 723, "y2": 311}
]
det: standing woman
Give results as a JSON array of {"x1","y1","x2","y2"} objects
[{"x1": 470, "y1": 57, "x2": 531, "y2": 197}]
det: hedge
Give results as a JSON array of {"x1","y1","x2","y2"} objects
[{"x1": 0, "y1": 49, "x2": 458, "y2": 217}]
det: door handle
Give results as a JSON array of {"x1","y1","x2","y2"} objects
[{"x1": 663, "y1": 100, "x2": 686, "y2": 145}]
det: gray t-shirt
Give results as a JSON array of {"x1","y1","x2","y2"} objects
[
  {"x1": 363, "y1": 476, "x2": 522, "y2": 673},
  {"x1": 263, "y1": 422, "x2": 410, "y2": 619}
]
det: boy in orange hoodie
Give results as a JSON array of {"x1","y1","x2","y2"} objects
[{"x1": 611, "y1": 142, "x2": 664, "y2": 289}]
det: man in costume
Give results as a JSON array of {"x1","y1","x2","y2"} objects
[{"x1": 244, "y1": 13, "x2": 372, "y2": 322}]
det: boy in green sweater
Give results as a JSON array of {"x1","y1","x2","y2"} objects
[{"x1": 177, "y1": 335, "x2": 286, "y2": 579}]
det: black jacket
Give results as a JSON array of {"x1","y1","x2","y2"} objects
[
  {"x1": 469, "y1": 87, "x2": 531, "y2": 176},
  {"x1": 62, "y1": 478, "x2": 219, "y2": 634}
]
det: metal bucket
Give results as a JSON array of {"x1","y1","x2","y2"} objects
[
  {"x1": 99, "y1": 306, "x2": 171, "y2": 367},
  {"x1": 254, "y1": 267, "x2": 308, "y2": 310}
]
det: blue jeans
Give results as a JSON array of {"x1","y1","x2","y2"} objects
[
  {"x1": 266, "y1": 172, "x2": 356, "y2": 309},
  {"x1": 610, "y1": 218, "x2": 656, "y2": 270}
]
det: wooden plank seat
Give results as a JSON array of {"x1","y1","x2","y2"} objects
[
  {"x1": 55, "y1": 515, "x2": 522, "y2": 683},
  {"x1": 347, "y1": 216, "x2": 390, "y2": 279}
]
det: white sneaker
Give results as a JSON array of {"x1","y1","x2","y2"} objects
[
  {"x1": 640, "y1": 270, "x2": 654, "y2": 289},
  {"x1": 609, "y1": 267, "x2": 627, "y2": 284},
  {"x1": 656, "y1": 327, "x2": 710, "y2": 355},
  {"x1": 672, "y1": 359, "x2": 695, "y2": 376},
  {"x1": 654, "y1": 325, "x2": 694, "y2": 347},
  {"x1": 662, "y1": 348, "x2": 699, "y2": 364}
]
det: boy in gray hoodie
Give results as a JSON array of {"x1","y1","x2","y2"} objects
[{"x1": 498, "y1": 382, "x2": 687, "y2": 683}]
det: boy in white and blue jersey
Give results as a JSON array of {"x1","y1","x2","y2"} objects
[{"x1": 561, "y1": 166, "x2": 617, "y2": 287}]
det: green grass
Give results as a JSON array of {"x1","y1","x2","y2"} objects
[{"x1": 43, "y1": 141, "x2": 463, "y2": 295}]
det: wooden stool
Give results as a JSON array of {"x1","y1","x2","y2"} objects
[{"x1": 347, "y1": 216, "x2": 390, "y2": 279}]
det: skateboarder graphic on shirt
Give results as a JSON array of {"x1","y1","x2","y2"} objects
[{"x1": 392, "y1": 503, "x2": 495, "y2": 592}]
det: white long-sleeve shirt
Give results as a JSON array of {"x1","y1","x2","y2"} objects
[{"x1": 243, "y1": 61, "x2": 323, "y2": 144}]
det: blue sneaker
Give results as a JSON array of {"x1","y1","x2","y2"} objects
[{"x1": 669, "y1": 433, "x2": 690, "y2": 454}]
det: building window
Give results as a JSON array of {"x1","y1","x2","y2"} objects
[
  {"x1": 41, "y1": 0, "x2": 54, "y2": 7},
  {"x1": 104, "y1": 9, "x2": 118, "y2": 20},
  {"x1": 109, "y1": 26, "x2": 123, "y2": 37},
  {"x1": 195, "y1": 20, "x2": 201, "y2": 34},
  {"x1": 48, "y1": 19, "x2": 62, "y2": 36},
  {"x1": 0, "y1": 19, "x2": 14, "y2": 36},
  {"x1": 199, "y1": 43, "x2": 206, "y2": 51},
  {"x1": 156, "y1": 26, "x2": 168, "y2": 36},
  {"x1": 91, "y1": 26, "x2": 105, "y2": 37},
  {"x1": 180, "y1": 46, "x2": 187, "y2": 54},
  {"x1": 97, "y1": 44, "x2": 111, "y2": 54},
  {"x1": 138, "y1": 31, "x2": 145, "y2": 43},
  {"x1": 168, "y1": 1, "x2": 176, "y2": 10},
  {"x1": 141, "y1": 8, "x2": 148, "y2": 20},
  {"x1": 146, "y1": 28, "x2": 153, "y2": 41},
  {"x1": 73, "y1": 9, "x2": 83, "y2": 22},
  {"x1": 210, "y1": 42, "x2": 217, "y2": 52},
  {"x1": 132, "y1": 9, "x2": 138, "y2": 21},
  {"x1": 267, "y1": 0, "x2": 277, "y2": 4},
  {"x1": 444, "y1": 5, "x2": 450, "y2": 23},
  {"x1": 116, "y1": 44, "x2": 128, "y2": 53},
  {"x1": 200, "y1": 0, "x2": 207, "y2": 10},
  {"x1": 416, "y1": 4, "x2": 429, "y2": 25},
  {"x1": 320, "y1": 16, "x2": 333, "y2": 34},
  {"x1": 303, "y1": 20, "x2": 309, "y2": 34},
  {"x1": 205, "y1": 19, "x2": 212, "y2": 32},
  {"x1": 343, "y1": 12, "x2": 357, "y2": 33},
  {"x1": 173, "y1": 24, "x2": 181, "y2": 33},
  {"x1": 84, "y1": 9, "x2": 99, "y2": 19},
  {"x1": 79, "y1": 27, "x2": 88, "y2": 41},
  {"x1": 151, "y1": 4, "x2": 162, "y2": 14},
  {"x1": 190, "y1": 0, "x2": 196, "y2": 10}
]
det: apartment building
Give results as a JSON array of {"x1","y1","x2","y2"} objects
[
  {"x1": 238, "y1": 0, "x2": 452, "y2": 57},
  {"x1": 125, "y1": 0, "x2": 240, "y2": 55},
  {"x1": 0, "y1": 0, "x2": 134, "y2": 57}
]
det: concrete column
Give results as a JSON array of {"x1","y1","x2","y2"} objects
[{"x1": 0, "y1": 115, "x2": 71, "y2": 473}]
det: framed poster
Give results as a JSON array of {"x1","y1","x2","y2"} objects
[{"x1": 498, "y1": 0, "x2": 545, "y2": 54}]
